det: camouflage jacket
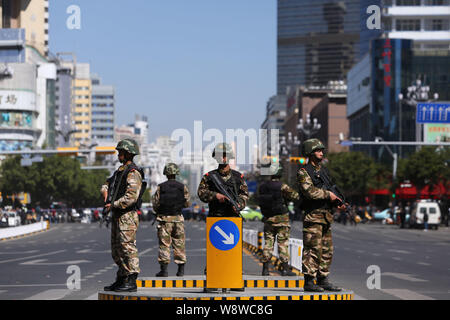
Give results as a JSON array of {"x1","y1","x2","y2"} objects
[
  {"x1": 152, "y1": 179, "x2": 191, "y2": 223},
  {"x1": 101, "y1": 164, "x2": 142, "y2": 212},
  {"x1": 197, "y1": 166, "x2": 249, "y2": 216},
  {"x1": 262, "y1": 179, "x2": 299, "y2": 226},
  {"x1": 297, "y1": 162, "x2": 333, "y2": 224}
]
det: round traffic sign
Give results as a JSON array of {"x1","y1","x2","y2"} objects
[{"x1": 209, "y1": 220, "x2": 240, "y2": 251}]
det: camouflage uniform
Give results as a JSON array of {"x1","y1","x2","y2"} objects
[
  {"x1": 260, "y1": 181, "x2": 299, "y2": 264},
  {"x1": 102, "y1": 163, "x2": 142, "y2": 278},
  {"x1": 152, "y1": 181, "x2": 190, "y2": 265},
  {"x1": 197, "y1": 166, "x2": 249, "y2": 217}
]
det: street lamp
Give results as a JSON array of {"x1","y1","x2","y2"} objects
[
  {"x1": 280, "y1": 131, "x2": 300, "y2": 157},
  {"x1": 399, "y1": 79, "x2": 439, "y2": 149},
  {"x1": 297, "y1": 113, "x2": 322, "y2": 140},
  {"x1": 280, "y1": 131, "x2": 300, "y2": 184}
]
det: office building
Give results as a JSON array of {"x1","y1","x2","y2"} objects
[
  {"x1": 91, "y1": 74, "x2": 115, "y2": 143},
  {"x1": 0, "y1": 0, "x2": 49, "y2": 58},
  {"x1": 277, "y1": 0, "x2": 361, "y2": 94}
]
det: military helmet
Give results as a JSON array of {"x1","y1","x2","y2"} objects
[
  {"x1": 303, "y1": 138, "x2": 325, "y2": 156},
  {"x1": 116, "y1": 138, "x2": 140, "y2": 155},
  {"x1": 272, "y1": 164, "x2": 283, "y2": 177},
  {"x1": 212, "y1": 143, "x2": 235, "y2": 160},
  {"x1": 163, "y1": 163, "x2": 180, "y2": 176}
]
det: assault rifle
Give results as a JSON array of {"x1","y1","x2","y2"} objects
[
  {"x1": 209, "y1": 172, "x2": 244, "y2": 218},
  {"x1": 318, "y1": 170, "x2": 351, "y2": 212},
  {"x1": 102, "y1": 166, "x2": 127, "y2": 226}
]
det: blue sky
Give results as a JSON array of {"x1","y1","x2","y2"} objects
[{"x1": 49, "y1": 1, "x2": 277, "y2": 142}]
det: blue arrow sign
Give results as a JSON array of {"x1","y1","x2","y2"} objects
[
  {"x1": 209, "y1": 220, "x2": 240, "y2": 251},
  {"x1": 417, "y1": 103, "x2": 450, "y2": 124}
]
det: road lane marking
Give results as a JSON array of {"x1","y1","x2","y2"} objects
[
  {"x1": 417, "y1": 262, "x2": 431, "y2": 266},
  {"x1": 380, "y1": 289, "x2": 434, "y2": 300},
  {"x1": 382, "y1": 272, "x2": 428, "y2": 282},
  {"x1": 20, "y1": 259, "x2": 90, "y2": 266},
  {"x1": 0, "y1": 250, "x2": 66, "y2": 264},
  {"x1": 388, "y1": 249, "x2": 412, "y2": 255},
  {"x1": 25, "y1": 289, "x2": 73, "y2": 300}
]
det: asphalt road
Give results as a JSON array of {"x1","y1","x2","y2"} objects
[{"x1": 0, "y1": 219, "x2": 449, "y2": 300}]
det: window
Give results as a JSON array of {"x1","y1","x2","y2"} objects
[
  {"x1": 396, "y1": 0, "x2": 421, "y2": 5},
  {"x1": 396, "y1": 19, "x2": 421, "y2": 31},
  {"x1": 2, "y1": 0, "x2": 12, "y2": 28},
  {"x1": 429, "y1": 208, "x2": 436, "y2": 214},
  {"x1": 425, "y1": 19, "x2": 450, "y2": 31},
  {"x1": 424, "y1": 0, "x2": 449, "y2": 5}
]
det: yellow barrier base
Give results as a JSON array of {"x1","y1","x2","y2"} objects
[{"x1": 98, "y1": 287, "x2": 354, "y2": 301}]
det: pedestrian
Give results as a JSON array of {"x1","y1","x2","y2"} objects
[
  {"x1": 197, "y1": 142, "x2": 249, "y2": 293},
  {"x1": 152, "y1": 163, "x2": 190, "y2": 277},
  {"x1": 297, "y1": 138, "x2": 343, "y2": 292},
  {"x1": 399, "y1": 204, "x2": 406, "y2": 229},
  {"x1": 257, "y1": 164, "x2": 299, "y2": 277},
  {"x1": 423, "y1": 210, "x2": 429, "y2": 232},
  {"x1": 101, "y1": 139, "x2": 145, "y2": 292}
]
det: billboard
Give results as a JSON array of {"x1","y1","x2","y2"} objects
[{"x1": 424, "y1": 124, "x2": 450, "y2": 143}]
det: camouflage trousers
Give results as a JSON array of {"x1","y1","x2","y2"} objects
[
  {"x1": 111, "y1": 210, "x2": 140, "y2": 277},
  {"x1": 302, "y1": 221, "x2": 333, "y2": 278},
  {"x1": 261, "y1": 222, "x2": 290, "y2": 264},
  {"x1": 157, "y1": 221, "x2": 186, "y2": 265}
]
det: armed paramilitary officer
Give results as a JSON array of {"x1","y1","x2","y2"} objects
[
  {"x1": 197, "y1": 143, "x2": 249, "y2": 217},
  {"x1": 197, "y1": 143, "x2": 249, "y2": 293},
  {"x1": 152, "y1": 163, "x2": 190, "y2": 277},
  {"x1": 297, "y1": 138, "x2": 344, "y2": 292},
  {"x1": 257, "y1": 164, "x2": 299, "y2": 277},
  {"x1": 101, "y1": 139, "x2": 144, "y2": 292}
]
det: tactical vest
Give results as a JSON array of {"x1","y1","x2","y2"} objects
[
  {"x1": 157, "y1": 180, "x2": 185, "y2": 215},
  {"x1": 113, "y1": 162, "x2": 145, "y2": 211},
  {"x1": 300, "y1": 163, "x2": 331, "y2": 214},
  {"x1": 206, "y1": 169, "x2": 242, "y2": 217},
  {"x1": 258, "y1": 180, "x2": 288, "y2": 217}
]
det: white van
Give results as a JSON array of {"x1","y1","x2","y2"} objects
[{"x1": 410, "y1": 200, "x2": 441, "y2": 230}]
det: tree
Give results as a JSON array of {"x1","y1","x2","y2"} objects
[
  {"x1": 325, "y1": 152, "x2": 380, "y2": 203},
  {"x1": 0, "y1": 155, "x2": 109, "y2": 208},
  {"x1": 397, "y1": 146, "x2": 449, "y2": 197}
]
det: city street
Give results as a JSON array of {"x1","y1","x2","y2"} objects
[{"x1": 0, "y1": 220, "x2": 448, "y2": 300}]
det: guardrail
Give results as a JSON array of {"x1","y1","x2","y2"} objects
[
  {"x1": 243, "y1": 228, "x2": 303, "y2": 272},
  {"x1": 0, "y1": 220, "x2": 50, "y2": 241}
]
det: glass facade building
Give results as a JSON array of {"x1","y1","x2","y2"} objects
[
  {"x1": 348, "y1": 38, "x2": 449, "y2": 162},
  {"x1": 277, "y1": 0, "x2": 361, "y2": 94}
]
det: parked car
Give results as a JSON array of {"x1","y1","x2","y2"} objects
[
  {"x1": 7, "y1": 211, "x2": 21, "y2": 227},
  {"x1": 0, "y1": 213, "x2": 9, "y2": 228},
  {"x1": 410, "y1": 200, "x2": 441, "y2": 230},
  {"x1": 240, "y1": 206, "x2": 263, "y2": 221},
  {"x1": 69, "y1": 208, "x2": 81, "y2": 223}
]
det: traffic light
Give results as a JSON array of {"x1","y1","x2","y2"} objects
[
  {"x1": 289, "y1": 157, "x2": 307, "y2": 164},
  {"x1": 392, "y1": 193, "x2": 396, "y2": 199}
]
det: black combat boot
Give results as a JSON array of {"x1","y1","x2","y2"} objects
[
  {"x1": 317, "y1": 276, "x2": 342, "y2": 292},
  {"x1": 155, "y1": 263, "x2": 168, "y2": 277},
  {"x1": 114, "y1": 273, "x2": 138, "y2": 292},
  {"x1": 103, "y1": 275, "x2": 126, "y2": 291},
  {"x1": 261, "y1": 262, "x2": 270, "y2": 276},
  {"x1": 303, "y1": 275, "x2": 324, "y2": 292},
  {"x1": 280, "y1": 262, "x2": 296, "y2": 276},
  {"x1": 176, "y1": 264, "x2": 185, "y2": 277}
]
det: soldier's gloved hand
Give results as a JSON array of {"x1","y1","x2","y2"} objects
[
  {"x1": 216, "y1": 193, "x2": 229, "y2": 203},
  {"x1": 329, "y1": 192, "x2": 342, "y2": 204},
  {"x1": 104, "y1": 203, "x2": 112, "y2": 213}
]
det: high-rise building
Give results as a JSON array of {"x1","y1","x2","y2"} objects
[
  {"x1": 0, "y1": 0, "x2": 49, "y2": 58},
  {"x1": 277, "y1": 0, "x2": 361, "y2": 94},
  {"x1": 72, "y1": 63, "x2": 92, "y2": 147},
  {"x1": 91, "y1": 74, "x2": 115, "y2": 143},
  {"x1": 382, "y1": 0, "x2": 450, "y2": 51}
]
